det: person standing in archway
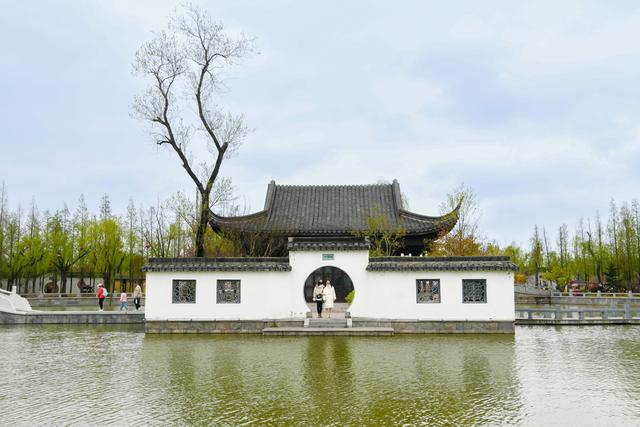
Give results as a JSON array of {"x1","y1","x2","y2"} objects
[
  {"x1": 313, "y1": 279, "x2": 325, "y2": 318},
  {"x1": 322, "y1": 279, "x2": 337, "y2": 318}
]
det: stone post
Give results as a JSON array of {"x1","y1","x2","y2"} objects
[
  {"x1": 11, "y1": 285, "x2": 17, "y2": 295},
  {"x1": 543, "y1": 304, "x2": 551, "y2": 319},
  {"x1": 624, "y1": 303, "x2": 631, "y2": 320},
  {"x1": 304, "y1": 311, "x2": 311, "y2": 328},
  {"x1": 555, "y1": 306, "x2": 562, "y2": 321}
]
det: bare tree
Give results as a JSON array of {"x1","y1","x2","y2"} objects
[
  {"x1": 432, "y1": 182, "x2": 480, "y2": 256},
  {"x1": 133, "y1": 4, "x2": 253, "y2": 257}
]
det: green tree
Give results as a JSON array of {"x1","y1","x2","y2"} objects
[
  {"x1": 21, "y1": 202, "x2": 49, "y2": 293},
  {"x1": 604, "y1": 262, "x2": 623, "y2": 291},
  {"x1": 74, "y1": 195, "x2": 93, "y2": 290},
  {"x1": 125, "y1": 198, "x2": 142, "y2": 289},
  {"x1": 529, "y1": 225, "x2": 543, "y2": 287},
  {"x1": 90, "y1": 196, "x2": 126, "y2": 295},
  {"x1": 5, "y1": 208, "x2": 26, "y2": 290},
  {"x1": 0, "y1": 182, "x2": 8, "y2": 285},
  {"x1": 356, "y1": 207, "x2": 406, "y2": 256},
  {"x1": 47, "y1": 207, "x2": 90, "y2": 294}
]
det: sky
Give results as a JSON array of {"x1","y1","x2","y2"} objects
[{"x1": 1, "y1": 0, "x2": 639, "y2": 248}]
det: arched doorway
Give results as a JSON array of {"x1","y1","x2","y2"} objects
[{"x1": 303, "y1": 266, "x2": 354, "y2": 303}]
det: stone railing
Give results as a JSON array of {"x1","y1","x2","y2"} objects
[
  {"x1": 514, "y1": 285, "x2": 552, "y2": 296},
  {"x1": 516, "y1": 304, "x2": 640, "y2": 325},
  {"x1": 551, "y1": 291, "x2": 640, "y2": 298}
]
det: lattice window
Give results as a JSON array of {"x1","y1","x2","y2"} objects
[
  {"x1": 416, "y1": 279, "x2": 441, "y2": 303},
  {"x1": 172, "y1": 280, "x2": 196, "y2": 304},
  {"x1": 462, "y1": 279, "x2": 487, "y2": 303},
  {"x1": 217, "y1": 280, "x2": 241, "y2": 304}
]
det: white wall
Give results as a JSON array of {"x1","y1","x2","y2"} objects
[
  {"x1": 145, "y1": 270, "x2": 297, "y2": 321},
  {"x1": 351, "y1": 270, "x2": 515, "y2": 321},
  {"x1": 145, "y1": 250, "x2": 514, "y2": 322}
]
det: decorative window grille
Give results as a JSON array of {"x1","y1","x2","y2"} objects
[
  {"x1": 416, "y1": 279, "x2": 441, "y2": 303},
  {"x1": 462, "y1": 279, "x2": 487, "y2": 303},
  {"x1": 217, "y1": 280, "x2": 241, "y2": 304},
  {"x1": 172, "y1": 280, "x2": 196, "y2": 304}
]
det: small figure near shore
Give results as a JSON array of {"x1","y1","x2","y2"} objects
[
  {"x1": 97, "y1": 283, "x2": 106, "y2": 311},
  {"x1": 133, "y1": 284, "x2": 142, "y2": 311},
  {"x1": 119, "y1": 290, "x2": 128, "y2": 311},
  {"x1": 313, "y1": 279, "x2": 325, "y2": 318},
  {"x1": 322, "y1": 279, "x2": 336, "y2": 318}
]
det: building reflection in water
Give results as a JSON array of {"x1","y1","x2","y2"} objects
[{"x1": 141, "y1": 333, "x2": 522, "y2": 426}]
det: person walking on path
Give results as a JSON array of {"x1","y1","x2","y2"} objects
[
  {"x1": 133, "y1": 284, "x2": 142, "y2": 311},
  {"x1": 312, "y1": 279, "x2": 325, "y2": 318},
  {"x1": 97, "y1": 283, "x2": 106, "y2": 311},
  {"x1": 119, "y1": 290, "x2": 128, "y2": 311},
  {"x1": 322, "y1": 279, "x2": 337, "y2": 318}
]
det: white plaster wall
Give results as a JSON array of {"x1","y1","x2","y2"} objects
[
  {"x1": 145, "y1": 250, "x2": 515, "y2": 322},
  {"x1": 145, "y1": 271, "x2": 297, "y2": 321},
  {"x1": 350, "y1": 269, "x2": 515, "y2": 321},
  {"x1": 288, "y1": 249, "x2": 370, "y2": 315}
]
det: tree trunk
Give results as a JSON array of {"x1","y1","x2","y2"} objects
[
  {"x1": 60, "y1": 271, "x2": 67, "y2": 294},
  {"x1": 195, "y1": 194, "x2": 210, "y2": 257}
]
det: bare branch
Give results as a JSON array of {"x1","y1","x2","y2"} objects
[{"x1": 132, "y1": 3, "x2": 253, "y2": 256}]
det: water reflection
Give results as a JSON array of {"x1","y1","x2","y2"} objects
[
  {"x1": 139, "y1": 334, "x2": 520, "y2": 426},
  {"x1": 1, "y1": 326, "x2": 639, "y2": 426}
]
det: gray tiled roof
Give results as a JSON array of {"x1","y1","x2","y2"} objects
[
  {"x1": 366, "y1": 256, "x2": 518, "y2": 272},
  {"x1": 287, "y1": 237, "x2": 371, "y2": 251},
  {"x1": 142, "y1": 257, "x2": 291, "y2": 272},
  {"x1": 210, "y1": 180, "x2": 459, "y2": 237}
]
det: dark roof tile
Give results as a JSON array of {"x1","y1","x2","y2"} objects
[
  {"x1": 211, "y1": 181, "x2": 459, "y2": 237},
  {"x1": 142, "y1": 257, "x2": 291, "y2": 272},
  {"x1": 367, "y1": 256, "x2": 518, "y2": 272}
]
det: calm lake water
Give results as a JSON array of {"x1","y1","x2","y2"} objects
[{"x1": 1, "y1": 326, "x2": 639, "y2": 426}]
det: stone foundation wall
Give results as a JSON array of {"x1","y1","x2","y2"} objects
[
  {"x1": 353, "y1": 319, "x2": 515, "y2": 333},
  {"x1": 145, "y1": 319, "x2": 304, "y2": 333},
  {"x1": 145, "y1": 319, "x2": 514, "y2": 333},
  {"x1": 0, "y1": 311, "x2": 145, "y2": 325}
]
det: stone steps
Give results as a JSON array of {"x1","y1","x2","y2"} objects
[
  {"x1": 308, "y1": 319, "x2": 348, "y2": 328},
  {"x1": 262, "y1": 327, "x2": 394, "y2": 336}
]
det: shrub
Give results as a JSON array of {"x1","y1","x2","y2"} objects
[{"x1": 345, "y1": 290, "x2": 355, "y2": 305}]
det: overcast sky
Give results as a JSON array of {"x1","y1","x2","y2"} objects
[{"x1": 1, "y1": 0, "x2": 639, "y2": 247}]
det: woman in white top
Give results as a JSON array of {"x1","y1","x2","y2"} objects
[{"x1": 322, "y1": 279, "x2": 337, "y2": 318}]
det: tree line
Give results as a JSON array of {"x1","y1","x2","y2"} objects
[
  {"x1": 429, "y1": 184, "x2": 640, "y2": 292},
  {"x1": 0, "y1": 183, "x2": 240, "y2": 294},
  {"x1": 519, "y1": 199, "x2": 640, "y2": 292},
  {"x1": 2, "y1": 178, "x2": 638, "y2": 293}
]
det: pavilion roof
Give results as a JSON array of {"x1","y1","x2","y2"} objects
[{"x1": 210, "y1": 180, "x2": 459, "y2": 238}]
